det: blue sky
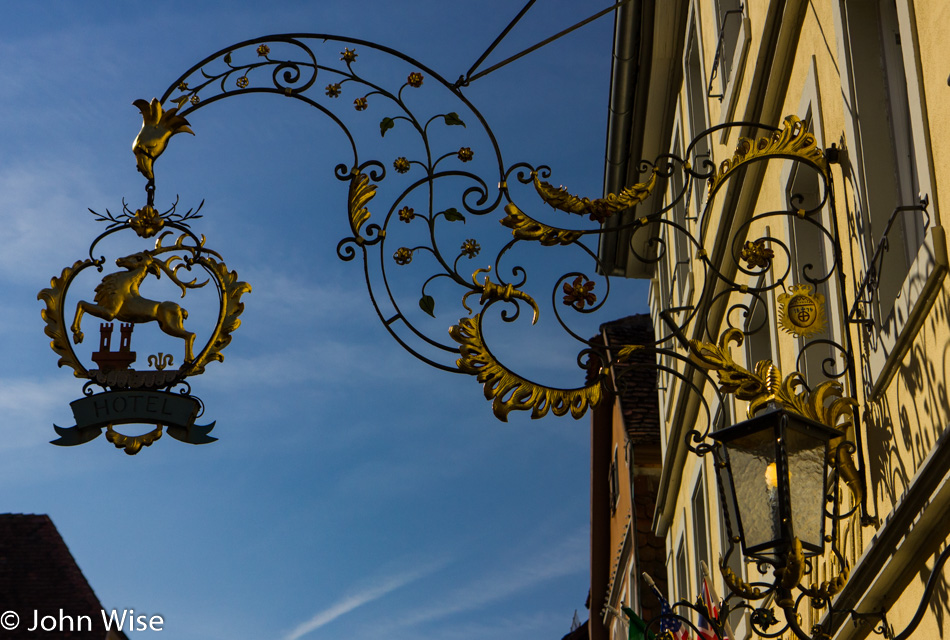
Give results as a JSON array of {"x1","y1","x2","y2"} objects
[{"x1": 0, "y1": 3, "x2": 649, "y2": 639}]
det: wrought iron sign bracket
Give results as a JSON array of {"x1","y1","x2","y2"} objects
[
  {"x1": 847, "y1": 195, "x2": 931, "y2": 329},
  {"x1": 41, "y1": 37, "x2": 864, "y2": 463}
]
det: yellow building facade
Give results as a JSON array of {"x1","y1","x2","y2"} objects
[{"x1": 600, "y1": 0, "x2": 950, "y2": 638}]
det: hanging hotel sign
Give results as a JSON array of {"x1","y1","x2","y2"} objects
[{"x1": 38, "y1": 100, "x2": 250, "y2": 454}]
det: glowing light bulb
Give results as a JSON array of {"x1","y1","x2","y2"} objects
[{"x1": 765, "y1": 462, "x2": 778, "y2": 489}]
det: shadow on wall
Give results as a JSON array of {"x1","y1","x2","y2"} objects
[
  {"x1": 864, "y1": 284, "x2": 950, "y2": 636},
  {"x1": 864, "y1": 285, "x2": 950, "y2": 509}
]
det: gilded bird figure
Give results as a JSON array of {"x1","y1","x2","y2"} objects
[{"x1": 132, "y1": 98, "x2": 194, "y2": 180}]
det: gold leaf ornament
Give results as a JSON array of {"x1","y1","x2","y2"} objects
[
  {"x1": 347, "y1": 170, "x2": 377, "y2": 241},
  {"x1": 38, "y1": 260, "x2": 95, "y2": 378},
  {"x1": 185, "y1": 250, "x2": 252, "y2": 376},
  {"x1": 689, "y1": 328, "x2": 856, "y2": 428},
  {"x1": 500, "y1": 203, "x2": 583, "y2": 246},
  {"x1": 461, "y1": 268, "x2": 539, "y2": 323},
  {"x1": 449, "y1": 315, "x2": 603, "y2": 421},
  {"x1": 708, "y1": 115, "x2": 829, "y2": 199},
  {"x1": 106, "y1": 425, "x2": 163, "y2": 455},
  {"x1": 532, "y1": 169, "x2": 657, "y2": 222}
]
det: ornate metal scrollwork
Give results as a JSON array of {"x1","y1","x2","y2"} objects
[
  {"x1": 123, "y1": 35, "x2": 857, "y2": 439},
  {"x1": 708, "y1": 115, "x2": 829, "y2": 200}
]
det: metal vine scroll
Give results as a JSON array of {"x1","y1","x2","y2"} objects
[{"x1": 130, "y1": 36, "x2": 863, "y2": 444}]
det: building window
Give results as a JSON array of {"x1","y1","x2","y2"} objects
[
  {"x1": 684, "y1": 17, "x2": 710, "y2": 220},
  {"x1": 717, "y1": 467, "x2": 748, "y2": 636},
  {"x1": 844, "y1": 0, "x2": 924, "y2": 318},
  {"x1": 836, "y1": 0, "x2": 944, "y2": 391},
  {"x1": 743, "y1": 275, "x2": 773, "y2": 370},
  {"x1": 609, "y1": 445, "x2": 620, "y2": 515},
  {"x1": 691, "y1": 471, "x2": 710, "y2": 590},
  {"x1": 709, "y1": 0, "x2": 750, "y2": 126},
  {"x1": 786, "y1": 114, "x2": 839, "y2": 388},
  {"x1": 676, "y1": 536, "x2": 690, "y2": 602},
  {"x1": 669, "y1": 130, "x2": 693, "y2": 304}
]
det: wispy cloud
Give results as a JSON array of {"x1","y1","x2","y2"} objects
[
  {"x1": 0, "y1": 161, "x2": 105, "y2": 282},
  {"x1": 282, "y1": 559, "x2": 449, "y2": 640},
  {"x1": 391, "y1": 527, "x2": 588, "y2": 631},
  {"x1": 0, "y1": 375, "x2": 84, "y2": 452}
]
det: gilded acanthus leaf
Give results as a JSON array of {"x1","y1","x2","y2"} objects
[
  {"x1": 348, "y1": 170, "x2": 377, "y2": 239},
  {"x1": 800, "y1": 564, "x2": 850, "y2": 601},
  {"x1": 532, "y1": 168, "x2": 657, "y2": 221},
  {"x1": 186, "y1": 254, "x2": 252, "y2": 376},
  {"x1": 500, "y1": 203, "x2": 583, "y2": 246},
  {"x1": 106, "y1": 425, "x2": 163, "y2": 456},
  {"x1": 775, "y1": 537, "x2": 806, "y2": 591},
  {"x1": 708, "y1": 115, "x2": 829, "y2": 199},
  {"x1": 689, "y1": 328, "x2": 856, "y2": 428},
  {"x1": 461, "y1": 268, "x2": 539, "y2": 323},
  {"x1": 721, "y1": 561, "x2": 768, "y2": 600},
  {"x1": 38, "y1": 260, "x2": 94, "y2": 378},
  {"x1": 690, "y1": 328, "x2": 863, "y2": 503},
  {"x1": 449, "y1": 315, "x2": 603, "y2": 421}
]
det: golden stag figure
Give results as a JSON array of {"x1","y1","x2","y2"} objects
[{"x1": 71, "y1": 235, "x2": 207, "y2": 362}]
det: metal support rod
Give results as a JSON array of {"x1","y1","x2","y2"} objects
[
  {"x1": 847, "y1": 197, "x2": 930, "y2": 325},
  {"x1": 456, "y1": 0, "x2": 636, "y2": 86},
  {"x1": 456, "y1": 0, "x2": 537, "y2": 87}
]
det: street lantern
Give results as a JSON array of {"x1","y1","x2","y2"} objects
[{"x1": 711, "y1": 404, "x2": 840, "y2": 565}]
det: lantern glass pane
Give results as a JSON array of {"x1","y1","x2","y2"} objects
[
  {"x1": 724, "y1": 429, "x2": 781, "y2": 552},
  {"x1": 786, "y1": 424, "x2": 829, "y2": 552}
]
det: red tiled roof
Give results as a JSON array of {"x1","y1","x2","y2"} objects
[{"x1": 0, "y1": 514, "x2": 127, "y2": 639}]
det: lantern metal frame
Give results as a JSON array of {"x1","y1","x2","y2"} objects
[{"x1": 711, "y1": 405, "x2": 841, "y2": 563}]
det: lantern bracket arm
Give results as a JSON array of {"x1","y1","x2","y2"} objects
[
  {"x1": 802, "y1": 542, "x2": 950, "y2": 640},
  {"x1": 886, "y1": 542, "x2": 950, "y2": 640}
]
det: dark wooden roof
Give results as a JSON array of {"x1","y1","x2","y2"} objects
[
  {"x1": 560, "y1": 619, "x2": 588, "y2": 640},
  {"x1": 591, "y1": 314, "x2": 661, "y2": 446},
  {"x1": 0, "y1": 514, "x2": 128, "y2": 639}
]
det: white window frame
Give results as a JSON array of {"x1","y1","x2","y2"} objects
[{"x1": 675, "y1": 530, "x2": 690, "y2": 602}]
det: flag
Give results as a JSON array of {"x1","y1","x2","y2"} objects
[
  {"x1": 642, "y1": 572, "x2": 689, "y2": 640},
  {"x1": 700, "y1": 561, "x2": 735, "y2": 640},
  {"x1": 697, "y1": 571, "x2": 718, "y2": 640},
  {"x1": 621, "y1": 606, "x2": 656, "y2": 640},
  {"x1": 697, "y1": 614, "x2": 717, "y2": 640}
]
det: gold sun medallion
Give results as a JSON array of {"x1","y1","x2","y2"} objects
[{"x1": 777, "y1": 283, "x2": 826, "y2": 338}]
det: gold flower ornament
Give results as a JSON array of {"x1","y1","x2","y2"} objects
[{"x1": 132, "y1": 98, "x2": 194, "y2": 180}]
